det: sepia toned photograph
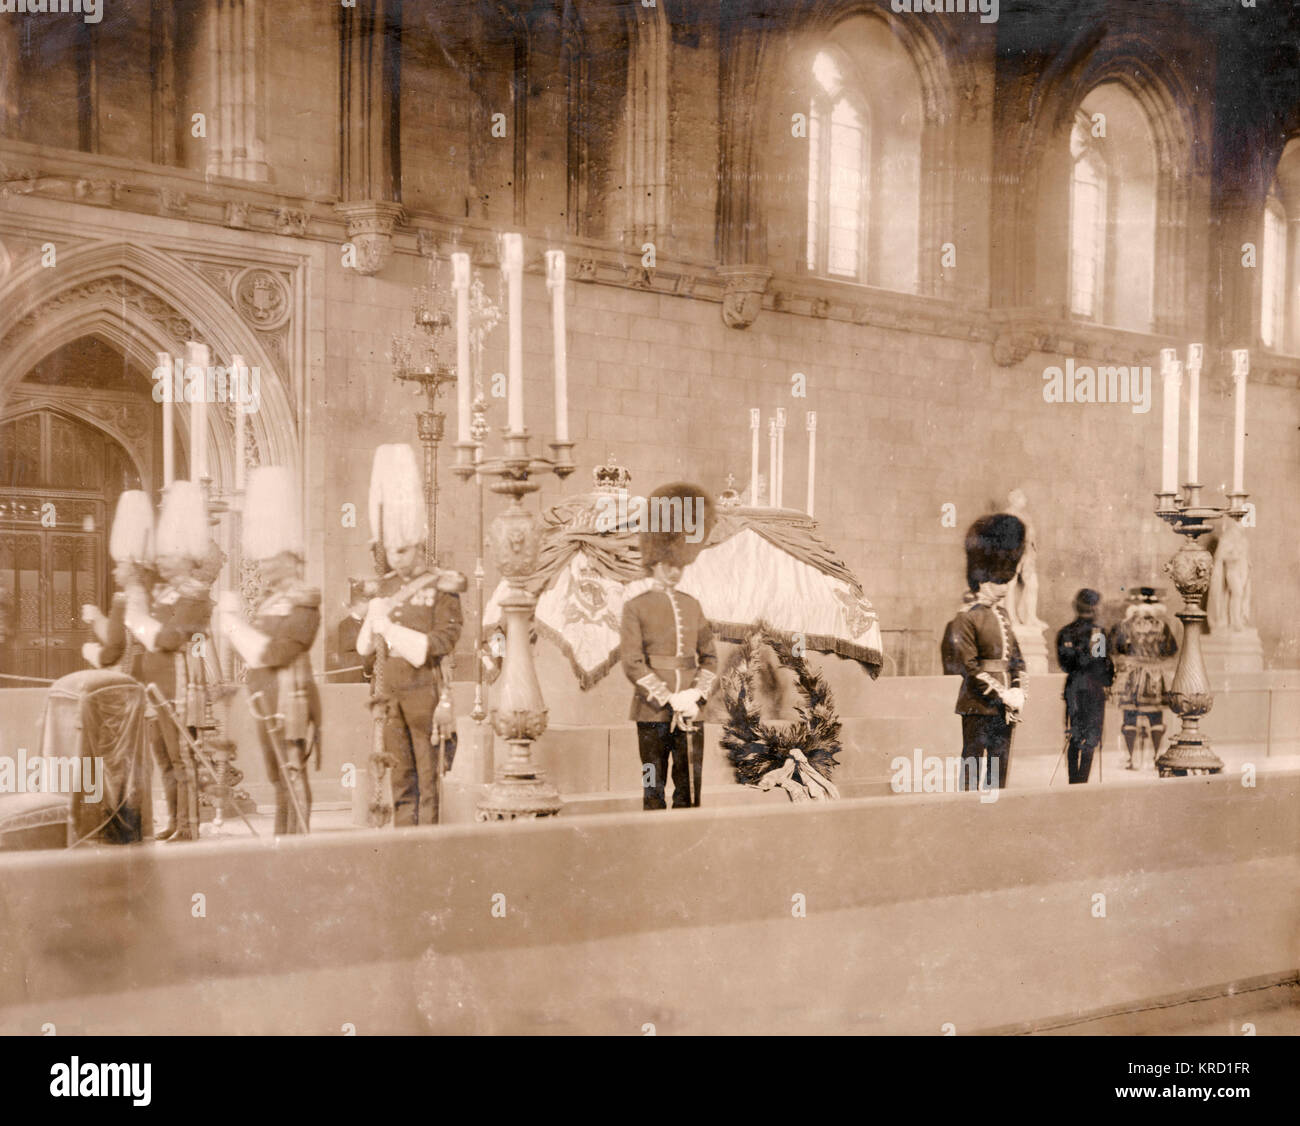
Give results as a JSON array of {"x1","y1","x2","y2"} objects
[{"x1": 0, "y1": 0, "x2": 1296, "y2": 1072}]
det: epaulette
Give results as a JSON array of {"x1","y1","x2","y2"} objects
[{"x1": 436, "y1": 569, "x2": 468, "y2": 594}]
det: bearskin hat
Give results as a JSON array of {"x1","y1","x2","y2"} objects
[
  {"x1": 965, "y1": 513, "x2": 1025, "y2": 591},
  {"x1": 108, "y1": 490, "x2": 155, "y2": 565},
  {"x1": 638, "y1": 482, "x2": 716, "y2": 573},
  {"x1": 155, "y1": 480, "x2": 210, "y2": 561},
  {"x1": 1074, "y1": 588, "x2": 1101, "y2": 615}
]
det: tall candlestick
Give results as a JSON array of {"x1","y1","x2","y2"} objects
[
  {"x1": 749, "y1": 408, "x2": 760, "y2": 505},
  {"x1": 768, "y1": 417, "x2": 777, "y2": 509},
  {"x1": 1232, "y1": 349, "x2": 1249, "y2": 493},
  {"x1": 546, "y1": 250, "x2": 568, "y2": 443},
  {"x1": 503, "y1": 233, "x2": 524, "y2": 434},
  {"x1": 775, "y1": 407, "x2": 787, "y2": 509},
  {"x1": 806, "y1": 411, "x2": 817, "y2": 517},
  {"x1": 231, "y1": 354, "x2": 247, "y2": 492},
  {"x1": 452, "y1": 253, "x2": 472, "y2": 445},
  {"x1": 1161, "y1": 359, "x2": 1181, "y2": 495},
  {"x1": 158, "y1": 350, "x2": 175, "y2": 488},
  {"x1": 1186, "y1": 343, "x2": 1202, "y2": 483},
  {"x1": 187, "y1": 341, "x2": 209, "y2": 482}
]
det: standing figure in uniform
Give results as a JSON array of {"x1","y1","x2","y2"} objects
[
  {"x1": 620, "y1": 483, "x2": 718, "y2": 810},
  {"x1": 355, "y1": 444, "x2": 465, "y2": 828},
  {"x1": 1108, "y1": 588, "x2": 1178, "y2": 771},
  {"x1": 1055, "y1": 588, "x2": 1115, "y2": 784},
  {"x1": 941, "y1": 514, "x2": 1027, "y2": 791},
  {"x1": 217, "y1": 466, "x2": 322, "y2": 834},
  {"x1": 122, "y1": 481, "x2": 217, "y2": 842},
  {"x1": 81, "y1": 489, "x2": 157, "y2": 841}
]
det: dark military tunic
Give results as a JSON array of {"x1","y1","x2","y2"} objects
[
  {"x1": 246, "y1": 579, "x2": 322, "y2": 835},
  {"x1": 941, "y1": 596, "x2": 1025, "y2": 790},
  {"x1": 1056, "y1": 616, "x2": 1115, "y2": 783},
  {"x1": 620, "y1": 583, "x2": 718, "y2": 809},
  {"x1": 363, "y1": 568, "x2": 463, "y2": 827}
]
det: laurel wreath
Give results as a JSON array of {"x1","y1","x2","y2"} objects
[{"x1": 719, "y1": 623, "x2": 843, "y2": 792}]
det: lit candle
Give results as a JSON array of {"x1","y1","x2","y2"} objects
[
  {"x1": 1232, "y1": 349, "x2": 1249, "y2": 493},
  {"x1": 768, "y1": 417, "x2": 777, "y2": 509},
  {"x1": 187, "y1": 341, "x2": 209, "y2": 482},
  {"x1": 749, "y1": 408, "x2": 760, "y2": 506},
  {"x1": 546, "y1": 250, "x2": 568, "y2": 444},
  {"x1": 775, "y1": 407, "x2": 787, "y2": 509},
  {"x1": 157, "y1": 350, "x2": 175, "y2": 488},
  {"x1": 452, "y1": 253, "x2": 471, "y2": 445},
  {"x1": 231, "y1": 354, "x2": 246, "y2": 492},
  {"x1": 502, "y1": 233, "x2": 524, "y2": 434},
  {"x1": 1160, "y1": 356, "x2": 1181, "y2": 495},
  {"x1": 1186, "y1": 343, "x2": 1202, "y2": 484},
  {"x1": 806, "y1": 411, "x2": 817, "y2": 517}
]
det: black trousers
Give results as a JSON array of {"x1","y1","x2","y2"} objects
[
  {"x1": 960, "y1": 713, "x2": 1012, "y2": 790},
  {"x1": 1066, "y1": 697, "x2": 1105, "y2": 784},
  {"x1": 255, "y1": 724, "x2": 312, "y2": 835},
  {"x1": 386, "y1": 693, "x2": 457, "y2": 827},
  {"x1": 637, "y1": 722, "x2": 704, "y2": 809}
]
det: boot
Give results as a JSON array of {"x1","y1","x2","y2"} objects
[{"x1": 155, "y1": 824, "x2": 177, "y2": 842}]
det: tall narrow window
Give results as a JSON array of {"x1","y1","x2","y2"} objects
[
  {"x1": 806, "y1": 50, "x2": 869, "y2": 281},
  {"x1": 1067, "y1": 85, "x2": 1156, "y2": 332},
  {"x1": 1261, "y1": 195, "x2": 1287, "y2": 350},
  {"x1": 1069, "y1": 114, "x2": 1107, "y2": 320}
]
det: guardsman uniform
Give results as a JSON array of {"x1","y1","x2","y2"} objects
[
  {"x1": 620, "y1": 482, "x2": 718, "y2": 810},
  {"x1": 80, "y1": 490, "x2": 156, "y2": 841},
  {"x1": 356, "y1": 443, "x2": 464, "y2": 828},
  {"x1": 219, "y1": 466, "x2": 321, "y2": 835},
  {"x1": 123, "y1": 482, "x2": 216, "y2": 842},
  {"x1": 1055, "y1": 588, "x2": 1115, "y2": 784},
  {"x1": 360, "y1": 567, "x2": 463, "y2": 826},
  {"x1": 941, "y1": 514, "x2": 1027, "y2": 791},
  {"x1": 1108, "y1": 588, "x2": 1178, "y2": 770}
]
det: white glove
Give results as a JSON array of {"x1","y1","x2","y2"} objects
[
  {"x1": 82, "y1": 641, "x2": 103, "y2": 667},
  {"x1": 1002, "y1": 687, "x2": 1026, "y2": 712},
  {"x1": 668, "y1": 689, "x2": 701, "y2": 717},
  {"x1": 217, "y1": 590, "x2": 241, "y2": 616},
  {"x1": 81, "y1": 603, "x2": 100, "y2": 626}
]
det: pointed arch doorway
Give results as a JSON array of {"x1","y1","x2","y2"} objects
[{"x1": 0, "y1": 338, "x2": 156, "y2": 682}]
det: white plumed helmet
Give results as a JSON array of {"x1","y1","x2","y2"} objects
[
  {"x1": 108, "y1": 490, "x2": 155, "y2": 565},
  {"x1": 155, "y1": 480, "x2": 210, "y2": 561},
  {"x1": 368, "y1": 443, "x2": 426, "y2": 558},
  {"x1": 242, "y1": 466, "x2": 303, "y2": 562}
]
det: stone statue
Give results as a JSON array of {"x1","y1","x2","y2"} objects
[
  {"x1": 1206, "y1": 518, "x2": 1252, "y2": 633},
  {"x1": 1004, "y1": 489, "x2": 1045, "y2": 630}
]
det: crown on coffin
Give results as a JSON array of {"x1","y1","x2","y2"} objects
[
  {"x1": 593, "y1": 455, "x2": 632, "y2": 494},
  {"x1": 717, "y1": 472, "x2": 742, "y2": 509}
]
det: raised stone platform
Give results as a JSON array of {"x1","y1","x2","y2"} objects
[{"x1": 1, "y1": 769, "x2": 1296, "y2": 1035}]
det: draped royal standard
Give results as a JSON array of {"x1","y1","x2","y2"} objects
[{"x1": 483, "y1": 489, "x2": 883, "y2": 688}]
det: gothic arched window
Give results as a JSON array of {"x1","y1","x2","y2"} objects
[
  {"x1": 1067, "y1": 84, "x2": 1157, "y2": 332},
  {"x1": 1069, "y1": 114, "x2": 1108, "y2": 320},
  {"x1": 806, "y1": 50, "x2": 870, "y2": 280},
  {"x1": 798, "y1": 17, "x2": 922, "y2": 293}
]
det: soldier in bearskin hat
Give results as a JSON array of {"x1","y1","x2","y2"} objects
[
  {"x1": 1055, "y1": 588, "x2": 1115, "y2": 784},
  {"x1": 1107, "y1": 587, "x2": 1178, "y2": 771},
  {"x1": 941, "y1": 513, "x2": 1027, "y2": 790},
  {"x1": 122, "y1": 480, "x2": 219, "y2": 841},
  {"x1": 82, "y1": 490, "x2": 156, "y2": 678},
  {"x1": 217, "y1": 466, "x2": 322, "y2": 834},
  {"x1": 620, "y1": 483, "x2": 718, "y2": 810},
  {"x1": 355, "y1": 444, "x2": 465, "y2": 828}
]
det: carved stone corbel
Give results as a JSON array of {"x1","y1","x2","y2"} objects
[
  {"x1": 336, "y1": 200, "x2": 404, "y2": 276},
  {"x1": 717, "y1": 265, "x2": 772, "y2": 330}
]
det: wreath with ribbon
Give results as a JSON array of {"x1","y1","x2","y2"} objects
[{"x1": 720, "y1": 623, "x2": 843, "y2": 801}]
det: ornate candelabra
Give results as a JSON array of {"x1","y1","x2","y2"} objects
[
  {"x1": 1152, "y1": 484, "x2": 1249, "y2": 776},
  {"x1": 454, "y1": 429, "x2": 574, "y2": 820},
  {"x1": 392, "y1": 267, "x2": 457, "y2": 566},
  {"x1": 470, "y1": 388, "x2": 490, "y2": 723}
]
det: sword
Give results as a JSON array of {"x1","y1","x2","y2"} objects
[
  {"x1": 248, "y1": 689, "x2": 311, "y2": 834},
  {"x1": 144, "y1": 683, "x2": 261, "y2": 838}
]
